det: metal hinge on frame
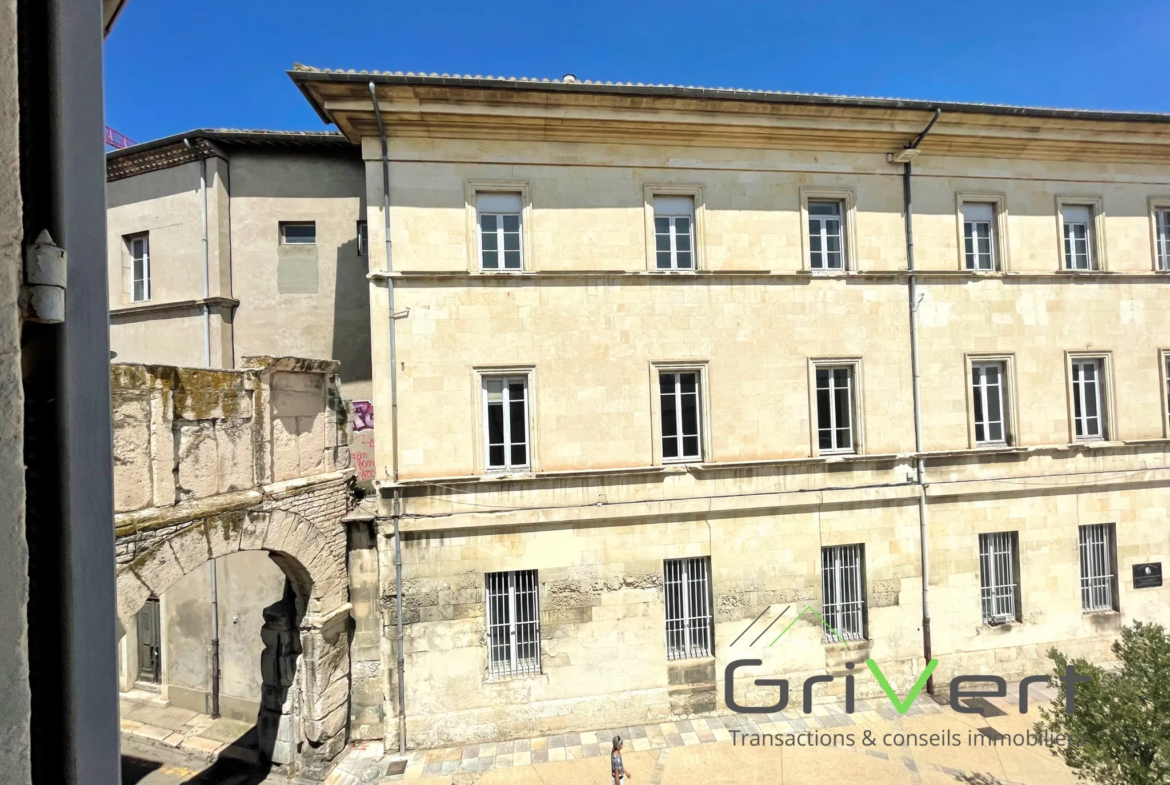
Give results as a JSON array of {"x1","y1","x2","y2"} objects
[{"x1": 21, "y1": 229, "x2": 67, "y2": 323}]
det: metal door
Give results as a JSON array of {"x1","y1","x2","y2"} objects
[{"x1": 136, "y1": 597, "x2": 161, "y2": 683}]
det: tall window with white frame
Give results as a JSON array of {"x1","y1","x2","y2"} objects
[
  {"x1": 821, "y1": 544, "x2": 866, "y2": 642},
  {"x1": 663, "y1": 557, "x2": 713, "y2": 660},
  {"x1": 1062, "y1": 205, "x2": 1095, "y2": 270},
  {"x1": 485, "y1": 570, "x2": 541, "y2": 678},
  {"x1": 1165, "y1": 354, "x2": 1170, "y2": 431},
  {"x1": 1078, "y1": 524, "x2": 1117, "y2": 613},
  {"x1": 978, "y1": 532, "x2": 1020, "y2": 624},
  {"x1": 972, "y1": 361, "x2": 1009, "y2": 445},
  {"x1": 808, "y1": 201, "x2": 845, "y2": 270},
  {"x1": 477, "y1": 192, "x2": 523, "y2": 271},
  {"x1": 1070, "y1": 358, "x2": 1106, "y2": 440},
  {"x1": 483, "y1": 375, "x2": 529, "y2": 471},
  {"x1": 357, "y1": 220, "x2": 368, "y2": 257},
  {"x1": 815, "y1": 365, "x2": 855, "y2": 454},
  {"x1": 962, "y1": 203, "x2": 996, "y2": 270},
  {"x1": 659, "y1": 370, "x2": 702, "y2": 462},
  {"x1": 653, "y1": 196, "x2": 695, "y2": 270},
  {"x1": 127, "y1": 233, "x2": 150, "y2": 302},
  {"x1": 1157, "y1": 208, "x2": 1170, "y2": 271}
]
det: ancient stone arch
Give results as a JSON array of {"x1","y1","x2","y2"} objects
[{"x1": 115, "y1": 506, "x2": 351, "y2": 775}]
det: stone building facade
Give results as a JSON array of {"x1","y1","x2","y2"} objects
[
  {"x1": 111, "y1": 356, "x2": 356, "y2": 774},
  {"x1": 105, "y1": 68, "x2": 1170, "y2": 760},
  {"x1": 286, "y1": 70, "x2": 1170, "y2": 751},
  {"x1": 104, "y1": 130, "x2": 372, "y2": 401}
]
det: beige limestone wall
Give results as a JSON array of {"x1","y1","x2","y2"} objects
[
  {"x1": 928, "y1": 481, "x2": 1170, "y2": 683},
  {"x1": 0, "y1": 0, "x2": 30, "y2": 776},
  {"x1": 228, "y1": 149, "x2": 371, "y2": 400},
  {"x1": 110, "y1": 307, "x2": 208, "y2": 367},
  {"x1": 107, "y1": 161, "x2": 207, "y2": 306},
  {"x1": 386, "y1": 498, "x2": 925, "y2": 749}
]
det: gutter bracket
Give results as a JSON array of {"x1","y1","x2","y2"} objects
[{"x1": 21, "y1": 230, "x2": 67, "y2": 324}]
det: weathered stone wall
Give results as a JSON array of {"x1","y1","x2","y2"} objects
[
  {"x1": 112, "y1": 355, "x2": 356, "y2": 776},
  {"x1": 111, "y1": 355, "x2": 349, "y2": 515},
  {"x1": 0, "y1": 0, "x2": 30, "y2": 777}
]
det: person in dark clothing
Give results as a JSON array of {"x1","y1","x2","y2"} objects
[{"x1": 611, "y1": 735, "x2": 633, "y2": 784}]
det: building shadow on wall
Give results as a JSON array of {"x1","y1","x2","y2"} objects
[{"x1": 331, "y1": 237, "x2": 372, "y2": 390}]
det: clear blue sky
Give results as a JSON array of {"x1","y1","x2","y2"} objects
[{"x1": 104, "y1": 0, "x2": 1169, "y2": 145}]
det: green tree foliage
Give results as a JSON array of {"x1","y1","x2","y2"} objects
[{"x1": 1035, "y1": 622, "x2": 1170, "y2": 785}]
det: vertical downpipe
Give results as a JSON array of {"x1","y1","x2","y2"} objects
[
  {"x1": 393, "y1": 491, "x2": 405, "y2": 754},
  {"x1": 370, "y1": 80, "x2": 406, "y2": 753},
  {"x1": 209, "y1": 559, "x2": 220, "y2": 718},
  {"x1": 902, "y1": 108, "x2": 941, "y2": 693}
]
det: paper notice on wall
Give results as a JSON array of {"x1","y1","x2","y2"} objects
[
  {"x1": 350, "y1": 400, "x2": 375, "y2": 481},
  {"x1": 352, "y1": 429, "x2": 376, "y2": 482}
]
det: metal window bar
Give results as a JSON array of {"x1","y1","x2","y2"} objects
[
  {"x1": 654, "y1": 214, "x2": 694, "y2": 269},
  {"x1": 1157, "y1": 209, "x2": 1170, "y2": 272},
  {"x1": 808, "y1": 201, "x2": 844, "y2": 270},
  {"x1": 1079, "y1": 524, "x2": 1115, "y2": 613},
  {"x1": 479, "y1": 212, "x2": 523, "y2": 270},
  {"x1": 816, "y1": 366, "x2": 854, "y2": 453},
  {"x1": 821, "y1": 545, "x2": 865, "y2": 642},
  {"x1": 483, "y1": 376, "x2": 529, "y2": 470},
  {"x1": 1071, "y1": 360, "x2": 1103, "y2": 440},
  {"x1": 659, "y1": 372, "x2": 702, "y2": 461},
  {"x1": 972, "y1": 362, "x2": 1007, "y2": 444},
  {"x1": 978, "y1": 532, "x2": 1018, "y2": 623},
  {"x1": 664, "y1": 557, "x2": 713, "y2": 660},
  {"x1": 1064, "y1": 222, "x2": 1092, "y2": 269},
  {"x1": 485, "y1": 570, "x2": 541, "y2": 678},
  {"x1": 130, "y1": 235, "x2": 150, "y2": 302},
  {"x1": 964, "y1": 220, "x2": 995, "y2": 270}
]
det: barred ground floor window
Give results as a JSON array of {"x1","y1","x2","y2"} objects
[
  {"x1": 485, "y1": 569, "x2": 541, "y2": 678},
  {"x1": 664, "y1": 557, "x2": 713, "y2": 660},
  {"x1": 821, "y1": 544, "x2": 866, "y2": 642}
]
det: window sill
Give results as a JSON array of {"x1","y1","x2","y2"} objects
[
  {"x1": 662, "y1": 458, "x2": 704, "y2": 466},
  {"x1": 979, "y1": 619, "x2": 1022, "y2": 631},
  {"x1": 666, "y1": 654, "x2": 715, "y2": 664},
  {"x1": 483, "y1": 670, "x2": 547, "y2": 686},
  {"x1": 824, "y1": 638, "x2": 871, "y2": 651}
]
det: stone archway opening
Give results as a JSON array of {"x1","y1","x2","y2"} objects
[{"x1": 115, "y1": 508, "x2": 351, "y2": 778}]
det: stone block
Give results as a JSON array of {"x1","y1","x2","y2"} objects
[
  {"x1": 239, "y1": 511, "x2": 271, "y2": 552},
  {"x1": 173, "y1": 420, "x2": 218, "y2": 500},
  {"x1": 166, "y1": 523, "x2": 210, "y2": 574},
  {"x1": 129, "y1": 541, "x2": 185, "y2": 596},
  {"x1": 207, "y1": 512, "x2": 244, "y2": 559}
]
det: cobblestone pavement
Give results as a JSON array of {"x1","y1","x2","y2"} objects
[
  {"x1": 120, "y1": 692, "x2": 261, "y2": 767},
  {"x1": 326, "y1": 680, "x2": 1079, "y2": 785}
]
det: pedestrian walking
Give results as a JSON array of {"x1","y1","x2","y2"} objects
[{"x1": 611, "y1": 735, "x2": 633, "y2": 784}]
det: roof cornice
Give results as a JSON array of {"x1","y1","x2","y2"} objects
[{"x1": 289, "y1": 69, "x2": 1170, "y2": 164}]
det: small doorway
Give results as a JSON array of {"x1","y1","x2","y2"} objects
[{"x1": 136, "y1": 596, "x2": 162, "y2": 685}]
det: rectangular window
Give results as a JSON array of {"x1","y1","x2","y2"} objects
[
  {"x1": 485, "y1": 570, "x2": 541, "y2": 678},
  {"x1": 1071, "y1": 358, "x2": 1105, "y2": 440},
  {"x1": 659, "y1": 371, "x2": 702, "y2": 462},
  {"x1": 1078, "y1": 524, "x2": 1117, "y2": 613},
  {"x1": 280, "y1": 222, "x2": 316, "y2": 245},
  {"x1": 1157, "y1": 208, "x2": 1170, "y2": 271},
  {"x1": 1061, "y1": 205, "x2": 1094, "y2": 270},
  {"x1": 477, "y1": 192, "x2": 523, "y2": 271},
  {"x1": 663, "y1": 557, "x2": 713, "y2": 660},
  {"x1": 482, "y1": 375, "x2": 529, "y2": 471},
  {"x1": 135, "y1": 596, "x2": 161, "y2": 683},
  {"x1": 357, "y1": 220, "x2": 368, "y2": 257},
  {"x1": 653, "y1": 196, "x2": 694, "y2": 270},
  {"x1": 1165, "y1": 354, "x2": 1170, "y2": 433},
  {"x1": 972, "y1": 361, "x2": 1008, "y2": 445},
  {"x1": 821, "y1": 544, "x2": 866, "y2": 642},
  {"x1": 978, "y1": 532, "x2": 1019, "y2": 624},
  {"x1": 128, "y1": 233, "x2": 150, "y2": 302},
  {"x1": 963, "y1": 202, "x2": 996, "y2": 271},
  {"x1": 816, "y1": 366, "x2": 854, "y2": 454},
  {"x1": 808, "y1": 201, "x2": 845, "y2": 271}
]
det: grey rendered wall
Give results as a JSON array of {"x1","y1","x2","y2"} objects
[{"x1": 0, "y1": 0, "x2": 31, "y2": 778}]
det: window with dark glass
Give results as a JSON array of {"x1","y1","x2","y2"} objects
[
  {"x1": 972, "y1": 361, "x2": 1008, "y2": 445},
  {"x1": 659, "y1": 371, "x2": 701, "y2": 461},
  {"x1": 1071, "y1": 359, "x2": 1105, "y2": 440},
  {"x1": 808, "y1": 201, "x2": 844, "y2": 270},
  {"x1": 816, "y1": 366, "x2": 854, "y2": 453},
  {"x1": 483, "y1": 375, "x2": 529, "y2": 470}
]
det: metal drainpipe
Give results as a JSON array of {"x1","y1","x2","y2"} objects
[
  {"x1": 392, "y1": 491, "x2": 406, "y2": 754},
  {"x1": 369, "y1": 80, "x2": 407, "y2": 753},
  {"x1": 899, "y1": 108, "x2": 941, "y2": 693},
  {"x1": 209, "y1": 559, "x2": 221, "y2": 718},
  {"x1": 183, "y1": 138, "x2": 212, "y2": 366}
]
